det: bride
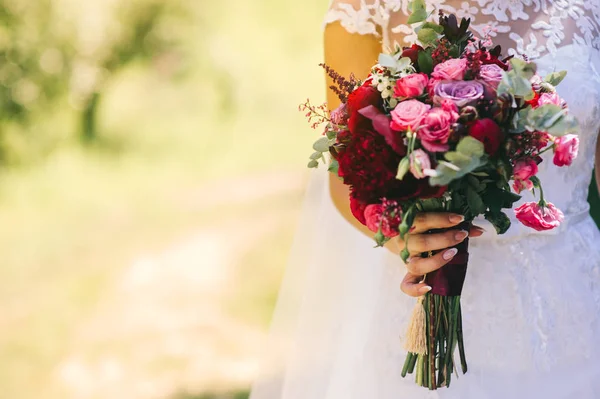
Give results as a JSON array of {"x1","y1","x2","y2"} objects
[{"x1": 251, "y1": 1, "x2": 600, "y2": 398}]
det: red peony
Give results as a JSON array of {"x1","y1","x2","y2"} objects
[
  {"x1": 402, "y1": 44, "x2": 424, "y2": 65},
  {"x1": 468, "y1": 118, "x2": 504, "y2": 155},
  {"x1": 347, "y1": 85, "x2": 382, "y2": 134}
]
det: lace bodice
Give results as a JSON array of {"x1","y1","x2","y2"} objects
[
  {"x1": 326, "y1": 1, "x2": 600, "y2": 59},
  {"x1": 326, "y1": 0, "x2": 600, "y2": 238}
]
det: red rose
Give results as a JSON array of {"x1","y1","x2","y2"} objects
[
  {"x1": 350, "y1": 196, "x2": 368, "y2": 225},
  {"x1": 401, "y1": 44, "x2": 423, "y2": 65},
  {"x1": 347, "y1": 85, "x2": 382, "y2": 134},
  {"x1": 468, "y1": 118, "x2": 504, "y2": 155}
]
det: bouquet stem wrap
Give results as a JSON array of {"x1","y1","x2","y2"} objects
[{"x1": 402, "y1": 221, "x2": 471, "y2": 389}]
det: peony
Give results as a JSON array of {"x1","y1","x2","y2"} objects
[
  {"x1": 515, "y1": 202, "x2": 564, "y2": 231},
  {"x1": 538, "y1": 92, "x2": 563, "y2": 107},
  {"x1": 434, "y1": 80, "x2": 485, "y2": 107},
  {"x1": 394, "y1": 73, "x2": 429, "y2": 99},
  {"x1": 431, "y1": 58, "x2": 468, "y2": 80},
  {"x1": 479, "y1": 64, "x2": 505, "y2": 89},
  {"x1": 468, "y1": 118, "x2": 504, "y2": 155},
  {"x1": 440, "y1": 99, "x2": 459, "y2": 120},
  {"x1": 364, "y1": 204, "x2": 400, "y2": 238},
  {"x1": 390, "y1": 99, "x2": 431, "y2": 131},
  {"x1": 409, "y1": 149, "x2": 434, "y2": 179},
  {"x1": 350, "y1": 196, "x2": 368, "y2": 225},
  {"x1": 418, "y1": 108, "x2": 456, "y2": 152},
  {"x1": 347, "y1": 85, "x2": 382, "y2": 134},
  {"x1": 553, "y1": 134, "x2": 579, "y2": 167}
]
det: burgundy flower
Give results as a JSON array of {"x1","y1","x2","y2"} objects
[
  {"x1": 401, "y1": 44, "x2": 424, "y2": 65},
  {"x1": 347, "y1": 85, "x2": 382, "y2": 134},
  {"x1": 468, "y1": 118, "x2": 504, "y2": 155}
]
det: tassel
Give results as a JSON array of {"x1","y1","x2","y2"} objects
[{"x1": 404, "y1": 295, "x2": 427, "y2": 355}]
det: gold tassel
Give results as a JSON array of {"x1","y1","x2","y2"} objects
[{"x1": 404, "y1": 295, "x2": 427, "y2": 355}]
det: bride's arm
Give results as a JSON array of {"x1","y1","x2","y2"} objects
[{"x1": 323, "y1": 21, "x2": 385, "y2": 246}]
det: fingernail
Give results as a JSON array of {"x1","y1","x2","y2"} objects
[
  {"x1": 419, "y1": 286, "x2": 432, "y2": 294},
  {"x1": 449, "y1": 214, "x2": 465, "y2": 224},
  {"x1": 454, "y1": 230, "x2": 469, "y2": 241},
  {"x1": 473, "y1": 226, "x2": 486, "y2": 233},
  {"x1": 409, "y1": 226, "x2": 416, "y2": 232},
  {"x1": 406, "y1": 257, "x2": 413, "y2": 263},
  {"x1": 443, "y1": 248, "x2": 458, "y2": 260}
]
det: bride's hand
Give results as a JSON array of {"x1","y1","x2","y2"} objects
[{"x1": 397, "y1": 213, "x2": 484, "y2": 297}]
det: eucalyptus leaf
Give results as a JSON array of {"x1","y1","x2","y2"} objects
[
  {"x1": 307, "y1": 159, "x2": 319, "y2": 168},
  {"x1": 313, "y1": 137, "x2": 330, "y2": 152},
  {"x1": 527, "y1": 104, "x2": 579, "y2": 136},
  {"x1": 456, "y1": 136, "x2": 485, "y2": 157},
  {"x1": 429, "y1": 137, "x2": 486, "y2": 186},
  {"x1": 417, "y1": 28, "x2": 439, "y2": 45},
  {"x1": 326, "y1": 130, "x2": 337, "y2": 140},
  {"x1": 407, "y1": 0, "x2": 428, "y2": 24},
  {"x1": 544, "y1": 70, "x2": 567, "y2": 86},
  {"x1": 310, "y1": 151, "x2": 322, "y2": 160},
  {"x1": 328, "y1": 159, "x2": 339, "y2": 174}
]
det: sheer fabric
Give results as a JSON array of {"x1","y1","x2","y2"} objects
[{"x1": 251, "y1": 2, "x2": 600, "y2": 398}]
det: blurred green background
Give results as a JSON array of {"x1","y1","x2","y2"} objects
[
  {"x1": 0, "y1": 1, "x2": 598, "y2": 399},
  {"x1": 0, "y1": 1, "x2": 325, "y2": 398}
]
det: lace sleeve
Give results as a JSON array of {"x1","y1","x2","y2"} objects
[{"x1": 325, "y1": 0, "x2": 400, "y2": 48}]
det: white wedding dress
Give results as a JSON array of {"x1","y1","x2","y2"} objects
[{"x1": 251, "y1": 1, "x2": 600, "y2": 398}]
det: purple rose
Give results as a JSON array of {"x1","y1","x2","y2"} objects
[
  {"x1": 434, "y1": 80, "x2": 485, "y2": 107},
  {"x1": 479, "y1": 64, "x2": 504, "y2": 90}
]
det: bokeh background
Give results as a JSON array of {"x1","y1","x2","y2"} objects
[{"x1": 0, "y1": 1, "x2": 598, "y2": 399}]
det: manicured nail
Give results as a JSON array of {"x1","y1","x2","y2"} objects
[
  {"x1": 442, "y1": 248, "x2": 458, "y2": 261},
  {"x1": 449, "y1": 214, "x2": 465, "y2": 224},
  {"x1": 406, "y1": 257, "x2": 413, "y2": 263},
  {"x1": 454, "y1": 230, "x2": 469, "y2": 241},
  {"x1": 419, "y1": 286, "x2": 432, "y2": 294},
  {"x1": 409, "y1": 226, "x2": 416, "y2": 232},
  {"x1": 472, "y1": 226, "x2": 486, "y2": 234}
]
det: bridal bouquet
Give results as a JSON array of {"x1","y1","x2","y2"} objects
[{"x1": 301, "y1": 0, "x2": 579, "y2": 391}]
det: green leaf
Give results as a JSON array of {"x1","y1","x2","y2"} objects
[
  {"x1": 544, "y1": 70, "x2": 567, "y2": 86},
  {"x1": 456, "y1": 136, "x2": 485, "y2": 157},
  {"x1": 417, "y1": 28, "x2": 439, "y2": 45},
  {"x1": 310, "y1": 151, "x2": 322, "y2": 160},
  {"x1": 527, "y1": 104, "x2": 579, "y2": 136},
  {"x1": 419, "y1": 198, "x2": 445, "y2": 212},
  {"x1": 421, "y1": 22, "x2": 444, "y2": 33},
  {"x1": 396, "y1": 157, "x2": 411, "y2": 180},
  {"x1": 509, "y1": 108, "x2": 529, "y2": 134},
  {"x1": 328, "y1": 159, "x2": 339, "y2": 174},
  {"x1": 484, "y1": 211, "x2": 511, "y2": 235},
  {"x1": 466, "y1": 186, "x2": 486, "y2": 216},
  {"x1": 326, "y1": 130, "x2": 337, "y2": 140},
  {"x1": 407, "y1": 0, "x2": 428, "y2": 24},
  {"x1": 313, "y1": 137, "x2": 330, "y2": 152},
  {"x1": 307, "y1": 159, "x2": 319, "y2": 168},
  {"x1": 483, "y1": 186, "x2": 521, "y2": 213},
  {"x1": 417, "y1": 50, "x2": 434, "y2": 74}
]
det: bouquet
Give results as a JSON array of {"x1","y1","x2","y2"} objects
[{"x1": 301, "y1": 0, "x2": 580, "y2": 390}]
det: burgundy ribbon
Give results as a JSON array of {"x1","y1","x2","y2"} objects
[{"x1": 425, "y1": 222, "x2": 471, "y2": 297}]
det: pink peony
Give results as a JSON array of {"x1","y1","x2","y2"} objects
[
  {"x1": 440, "y1": 99, "x2": 459, "y2": 120},
  {"x1": 390, "y1": 99, "x2": 431, "y2": 131},
  {"x1": 479, "y1": 64, "x2": 504, "y2": 89},
  {"x1": 515, "y1": 201, "x2": 564, "y2": 231},
  {"x1": 538, "y1": 92, "x2": 563, "y2": 107},
  {"x1": 364, "y1": 204, "x2": 399, "y2": 237},
  {"x1": 431, "y1": 58, "x2": 468, "y2": 81},
  {"x1": 418, "y1": 108, "x2": 456, "y2": 152},
  {"x1": 553, "y1": 134, "x2": 579, "y2": 167},
  {"x1": 409, "y1": 149, "x2": 434, "y2": 179},
  {"x1": 394, "y1": 73, "x2": 429, "y2": 99}
]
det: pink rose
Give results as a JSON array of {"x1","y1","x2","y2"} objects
[
  {"x1": 512, "y1": 158, "x2": 538, "y2": 194},
  {"x1": 440, "y1": 99, "x2": 459, "y2": 120},
  {"x1": 513, "y1": 158, "x2": 538, "y2": 181},
  {"x1": 515, "y1": 201, "x2": 564, "y2": 231},
  {"x1": 479, "y1": 64, "x2": 504, "y2": 90},
  {"x1": 390, "y1": 99, "x2": 431, "y2": 131},
  {"x1": 418, "y1": 108, "x2": 455, "y2": 152},
  {"x1": 364, "y1": 204, "x2": 399, "y2": 238},
  {"x1": 394, "y1": 73, "x2": 429, "y2": 99},
  {"x1": 431, "y1": 58, "x2": 467, "y2": 81},
  {"x1": 427, "y1": 78, "x2": 442, "y2": 98},
  {"x1": 553, "y1": 134, "x2": 579, "y2": 167},
  {"x1": 538, "y1": 92, "x2": 563, "y2": 107},
  {"x1": 409, "y1": 149, "x2": 434, "y2": 179}
]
